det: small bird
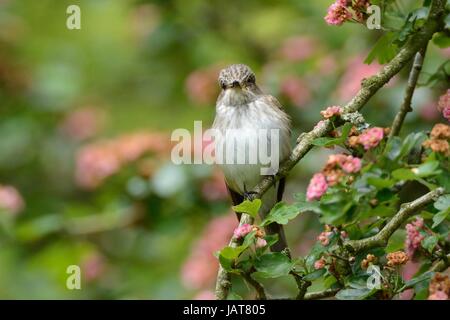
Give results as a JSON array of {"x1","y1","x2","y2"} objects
[{"x1": 212, "y1": 64, "x2": 291, "y2": 252}]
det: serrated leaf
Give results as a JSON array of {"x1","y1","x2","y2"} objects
[
  {"x1": 232, "y1": 199, "x2": 262, "y2": 218},
  {"x1": 261, "y1": 202, "x2": 301, "y2": 226},
  {"x1": 253, "y1": 252, "x2": 293, "y2": 278},
  {"x1": 367, "y1": 177, "x2": 396, "y2": 189},
  {"x1": 365, "y1": 32, "x2": 399, "y2": 64}
]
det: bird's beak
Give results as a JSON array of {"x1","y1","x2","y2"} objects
[{"x1": 231, "y1": 81, "x2": 241, "y2": 89}]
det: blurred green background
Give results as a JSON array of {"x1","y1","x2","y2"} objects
[{"x1": 0, "y1": 0, "x2": 447, "y2": 299}]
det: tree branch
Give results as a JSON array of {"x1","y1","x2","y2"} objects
[
  {"x1": 214, "y1": 0, "x2": 446, "y2": 300},
  {"x1": 241, "y1": 272, "x2": 267, "y2": 300},
  {"x1": 388, "y1": 46, "x2": 427, "y2": 139},
  {"x1": 304, "y1": 288, "x2": 341, "y2": 300},
  {"x1": 345, "y1": 188, "x2": 445, "y2": 253},
  {"x1": 214, "y1": 214, "x2": 254, "y2": 299},
  {"x1": 252, "y1": 0, "x2": 445, "y2": 199}
]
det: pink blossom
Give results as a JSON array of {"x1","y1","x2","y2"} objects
[
  {"x1": 428, "y1": 291, "x2": 448, "y2": 300},
  {"x1": 0, "y1": 185, "x2": 25, "y2": 216},
  {"x1": 324, "y1": 1, "x2": 352, "y2": 26},
  {"x1": 233, "y1": 223, "x2": 253, "y2": 239},
  {"x1": 359, "y1": 127, "x2": 384, "y2": 150},
  {"x1": 443, "y1": 106, "x2": 450, "y2": 122},
  {"x1": 255, "y1": 238, "x2": 268, "y2": 249},
  {"x1": 280, "y1": 75, "x2": 312, "y2": 108},
  {"x1": 340, "y1": 156, "x2": 362, "y2": 173},
  {"x1": 318, "y1": 231, "x2": 332, "y2": 246},
  {"x1": 320, "y1": 105, "x2": 342, "y2": 119},
  {"x1": 314, "y1": 258, "x2": 326, "y2": 269},
  {"x1": 437, "y1": 89, "x2": 450, "y2": 112},
  {"x1": 181, "y1": 214, "x2": 236, "y2": 290},
  {"x1": 306, "y1": 173, "x2": 328, "y2": 201},
  {"x1": 405, "y1": 218, "x2": 425, "y2": 258}
]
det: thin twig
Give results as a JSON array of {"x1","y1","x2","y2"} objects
[
  {"x1": 389, "y1": 46, "x2": 427, "y2": 139},
  {"x1": 345, "y1": 188, "x2": 445, "y2": 253},
  {"x1": 241, "y1": 272, "x2": 267, "y2": 300}
]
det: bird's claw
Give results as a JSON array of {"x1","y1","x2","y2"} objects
[{"x1": 243, "y1": 191, "x2": 258, "y2": 201}]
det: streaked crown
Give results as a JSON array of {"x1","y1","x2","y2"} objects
[{"x1": 218, "y1": 64, "x2": 256, "y2": 89}]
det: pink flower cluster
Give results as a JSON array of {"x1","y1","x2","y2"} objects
[
  {"x1": 233, "y1": 223, "x2": 253, "y2": 239},
  {"x1": 437, "y1": 89, "x2": 450, "y2": 122},
  {"x1": 306, "y1": 154, "x2": 362, "y2": 201},
  {"x1": 324, "y1": 0, "x2": 371, "y2": 26},
  {"x1": 327, "y1": 154, "x2": 362, "y2": 173},
  {"x1": 358, "y1": 127, "x2": 384, "y2": 150},
  {"x1": 320, "y1": 105, "x2": 342, "y2": 119},
  {"x1": 75, "y1": 131, "x2": 169, "y2": 189},
  {"x1": 318, "y1": 231, "x2": 333, "y2": 246},
  {"x1": 306, "y1": 173, "x2": 328, "y2": 201},
  {"x1": 324, "y1": 0, "x2": 352, "y2": 26},
  {"x1": 181, "y1": 214, "x2": 236, "y2": 290},
  {"x1": 428, "y1": 291, "x2": 448, "y2": 300},
  {"x1": 405, "y1": 217, "x2": 424, "y2": 258},
  {"x1": 314, "y1": 257, "x2": 326, "y2": 269},
  {"x1": 0, "y1": 185, "x2": 25, "y2": 216}
]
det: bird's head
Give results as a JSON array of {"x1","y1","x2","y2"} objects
[{"x1": 217, "y1": 64, "x2": 261, "y2": 106}]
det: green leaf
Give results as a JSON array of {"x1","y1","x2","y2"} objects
[
  {"x1": 367, "y1": 177, "x2": 396, "y2": 189},
  {"x1": 261, "y1": 202, "x2": 301, "y2": 226},
  {"x1": 303, "y1": 268, "x2": 326, "y2": 281},
  {"x1": 413, "y1": 161, "x2": 440, "y2": 178},
  {"x1": 421, "y1": 235, "x2": 439, "y2": 253},
  {"x1": 392, "y1": 168, "x2": 416, "y2": 181},
  {"x1": 365, "y1": 32, "x2": 399, "y2": 64},
  {"x1": 434, "y1": 194, "x2": 450, "y2": 211},
  {"x1": 312, "y1": 123, "x2": 352, "y2": 147},
  {"x1": 433, "y1": 32, "x2": 450, "y2": 48},
  {"x1": 335, "y1": 288, "x2": 376, "y2": 300},
  {"x1": 253, "y1": 252, "x2": 293, "y2": 278},
  {"x1": 398, "y1": 132, "x2": 427, "y2": 160},
  {"x1": 217, "y1": 245, "x2": 246, "y2": 271},
  {"x1": 227, "y1": 291, "x2": 243, "y2": 300},
  {"x1": 432, "y1": 208, "x2": 450, "y2": 228},
  {"x1": 232, "y1": 199, "x2": 261, "y2": 218},
  {"x1": 404, "y1": 271, "x2": 434, "y2": 288},
  {"x1": 386, "y1": 229, "x2": 406, "y2": 252}
]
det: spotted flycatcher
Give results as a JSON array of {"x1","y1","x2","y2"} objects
[{"x1": 212, "y1": 64, "x2": 291, "y2": 252}]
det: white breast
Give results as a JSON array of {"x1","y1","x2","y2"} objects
[{"x1": 213, "y1": 98, "x2": 291, "y2": 194}]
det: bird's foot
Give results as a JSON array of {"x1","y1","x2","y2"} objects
[{"x1": 243, "y1": 191, "x2": 258, "y2": 201}]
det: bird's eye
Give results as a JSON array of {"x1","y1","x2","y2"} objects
[
  {"x1": 246, "y1": 74, "x2": 255, "y2": 84},
  {"x1": 219, "y1": 80, "x2": 226, "y2": 89}
]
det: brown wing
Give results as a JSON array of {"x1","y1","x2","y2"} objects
[
  {"x1": 277, "y1": 178, "x2": 286, "y2": 202},
  {"x1": 226, "y1": 183, "x2": 244, "y2": 221}
]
